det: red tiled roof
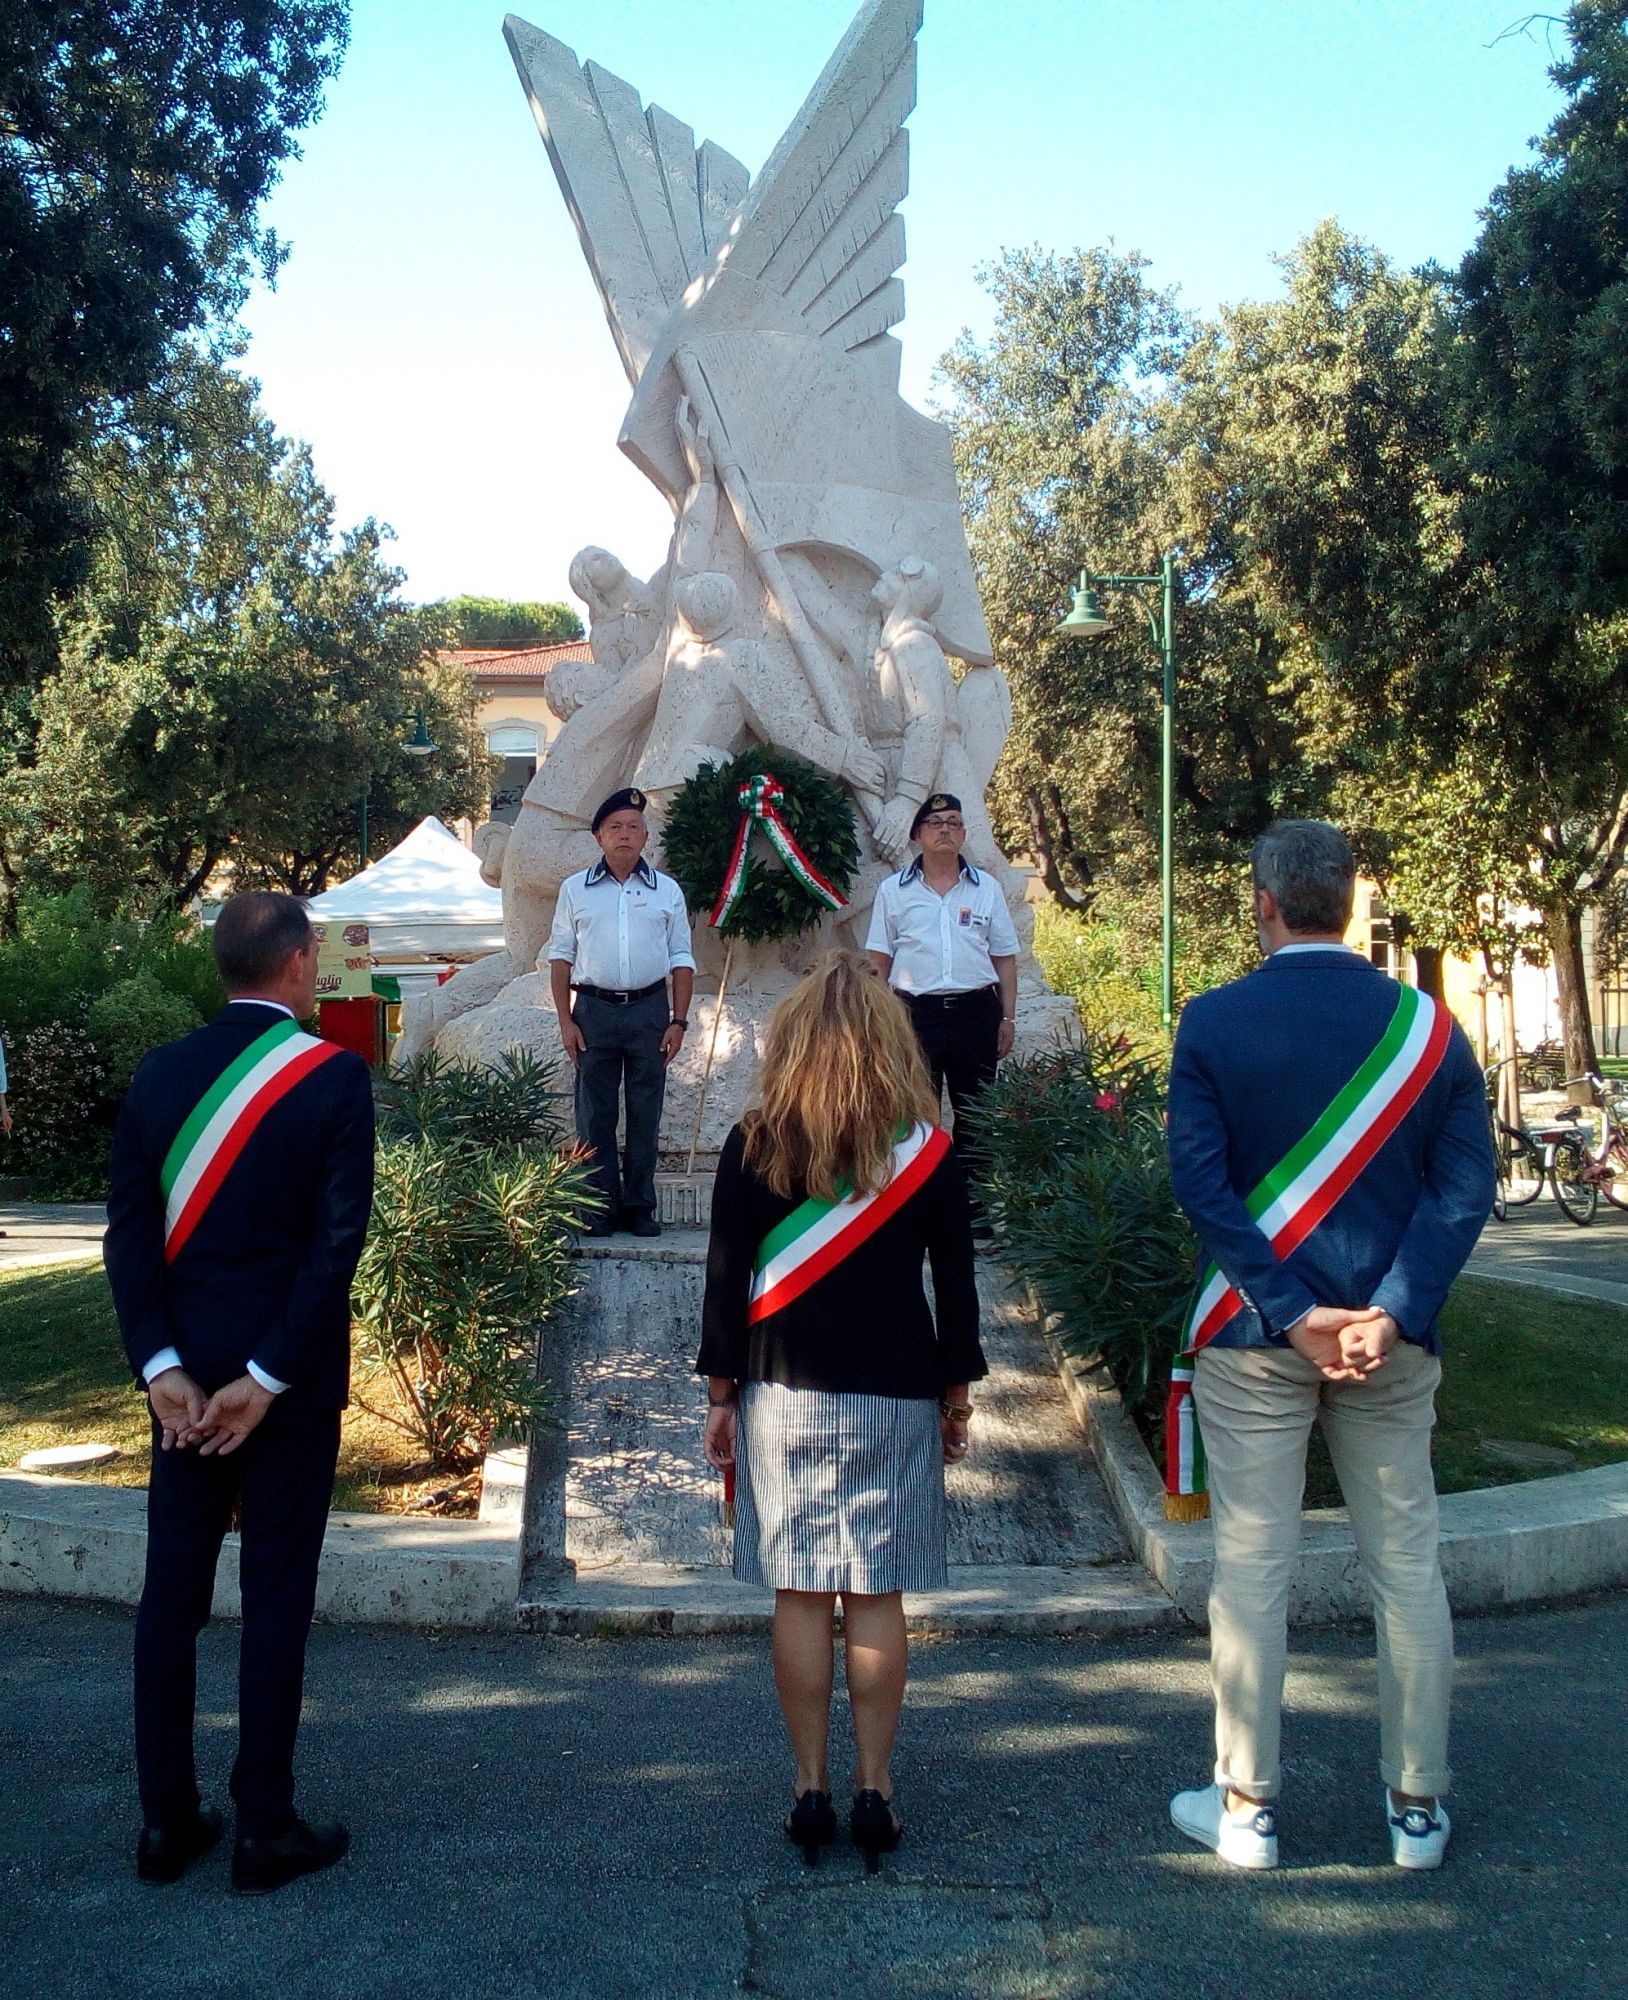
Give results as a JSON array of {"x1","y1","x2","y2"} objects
[{"x1": 442, "y1": 643, "x2": 592, "y2": 682}]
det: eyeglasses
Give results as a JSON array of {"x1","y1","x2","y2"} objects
[{"x1": 919, "y1": 815, "x2": 965, "y2": 831}]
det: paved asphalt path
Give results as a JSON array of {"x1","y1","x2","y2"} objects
[
  {"x1": 1468, "y1": 1200, "x2": 1628, "y2": 1308},
  {"x1": 3, "y1": 1595, "x2": 1624, "y2": 2000}
]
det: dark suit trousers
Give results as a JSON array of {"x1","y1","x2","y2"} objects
[
  {"x1": 572, "y1": 987, "x2": 669, "y2": 1221},
  {"x1": 905, "y1": 986, "x2": 1002, "y2": 1208},
  {"x1": 134, "y1": 1398, "x2": 340, "y2": 1838}
]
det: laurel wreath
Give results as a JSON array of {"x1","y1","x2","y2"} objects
[{"x1": 661, "y1": 746, "x2": 860, "y2": 943}]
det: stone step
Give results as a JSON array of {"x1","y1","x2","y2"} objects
[
  {"x1": 498, "y1": 1250, "x2": 1132, "y2": 1578},
  {"x1": 517, "y1": 1561, "x2": 1178, "y2": 1637}
]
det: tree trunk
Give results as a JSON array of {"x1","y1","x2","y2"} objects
[
  {"x1": 1412, "y1": 944, "x2": 1445, "y2": 1003},
  {"x1": 1543, "y1": 902, "x2": 1595, "y2": 1084}
]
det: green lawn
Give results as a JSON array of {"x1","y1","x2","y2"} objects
[
  {"x1": 0, "y1": 1262, "x2": 467, "y2": 1513},
  {"x1": 5, "y1": 1261, "x2": 1624, "y2": 1519},
  {"x1": 1301, "y1": 1274, "x2": 1628, "y2": 1506}
]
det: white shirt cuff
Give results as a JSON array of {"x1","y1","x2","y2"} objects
[
  {"x1": 667, "y1": 952, "x2": 697, "y2": 973},
  {"x1": 246, "y1": 1361, "x2": 290, "y2": 1395},
  {"x1": 142, "y1": 1347, "x2": 183, "y2": 1385}
]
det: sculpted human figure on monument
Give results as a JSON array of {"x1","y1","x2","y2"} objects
[{"x1": 406, "y1": 0, "x2": 1076, "y2": 1092}]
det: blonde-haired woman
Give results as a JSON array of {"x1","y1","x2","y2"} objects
[{"x1": 698, "y1": 950, "x2": 985, "y2": 1871}]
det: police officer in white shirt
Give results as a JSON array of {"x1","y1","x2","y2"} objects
[
  {"x1": 866, "y1": 792, "x2": 1020, "y2": 1218},
  {"x1": 548, "y1": 788, "x2": 696, "y2": 1237}
]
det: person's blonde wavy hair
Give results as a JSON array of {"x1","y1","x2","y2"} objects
[{"x1": 742, "y1": 950, "x2": 940, "y2": 1201}]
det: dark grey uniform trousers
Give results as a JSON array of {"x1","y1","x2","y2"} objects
[{"x1": 572, "y1": 986, "x2": 669, "y2": 1222}]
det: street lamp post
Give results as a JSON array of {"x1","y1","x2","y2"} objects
[
  {"x1": 1059, "y1": 551, "x2": 1178, "y2": 1034},
  {"x1": 359, "y1": 706, "x2": 437, "y2": 869}
]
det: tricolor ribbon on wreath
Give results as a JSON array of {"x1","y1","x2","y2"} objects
[
  {"x1": 1164, "y1": 983, "x2": 1454, "y2": 1522},
  {"x1": 709, "y1": 772, "x2": 848, "y2": 931}
]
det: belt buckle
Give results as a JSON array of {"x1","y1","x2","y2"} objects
[{"x1": 610, "y1": 988, "x2": 631, "y2": 1004}]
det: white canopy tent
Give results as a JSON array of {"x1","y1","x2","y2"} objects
[{"x1": 305, "y1": 816, "x2": 505, "y2": 962}]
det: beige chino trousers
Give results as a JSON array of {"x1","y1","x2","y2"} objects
[{"x1": 1193, "y1": 1341, "x2": 1454, "y2": 1801}]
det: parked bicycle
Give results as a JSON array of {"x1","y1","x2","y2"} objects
[
  {"x1": 1541, "y1": 1074, "x2": 1628, "y2": 1218},
  {"x1": 1485, "y1": 1057, "x2": 1594, "y2": 1224}
]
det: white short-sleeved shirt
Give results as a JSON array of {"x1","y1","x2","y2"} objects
[
  {"x1": 547, "y1": 856, "x2": 697, "y2": 992},
  {"x1": 866, "y1": 859, "x2": 1020, "y2": 995}
]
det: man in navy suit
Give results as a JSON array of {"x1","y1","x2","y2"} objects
[
  {"x1": 104, "y1": 892, "x2": 374, "y2": 1894},
  {"x1": 1165, "y1": 822, "x2": 1493, "y2": 1873}
]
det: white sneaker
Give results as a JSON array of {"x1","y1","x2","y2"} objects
[
  {"x1": 1170, "y1": 1782, "x2": 1279, "y2": 1869},
  {"x1": 1386, "y1": 1789, "x2": 1450, "y2": 1869}
]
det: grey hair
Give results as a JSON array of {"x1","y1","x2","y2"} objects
[{"x1": 1249, "y1": 820, "x2": 1356, "y2": 934}]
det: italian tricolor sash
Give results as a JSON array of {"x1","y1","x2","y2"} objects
[
  {"x1": 160, "y1": 1019, "x2": 343, "y2": 1264},
  {"x1": 748, "y1": 1121, "x2": 952, "y2": 1324},
  {"x1": 1165, "y1": 983, "x2": 1453, "y2": 1520}
]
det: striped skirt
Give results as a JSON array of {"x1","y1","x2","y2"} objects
[{"x1": 733, "y1": 1382, "x2": 948, "y2": 1594}]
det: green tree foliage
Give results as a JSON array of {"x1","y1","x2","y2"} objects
[
  {"x1": 84, "y1": 976, "x2": 202, "y2": 1093},
  {"x1": 939, "y1": 242, "x2": 1344, "y2": 964},
  {"x1": 1441, "y1": 1, "x2": 1628, "y2": 1069},
  {"x1": 438, "y1": 596, "x2": 583, "y2": 649},
  {"x1": 0, "y1": 0, "x2": 349, "y2": 685},
  {"x1": 3, "y1": 356, "x2": 484, "y2": 908}
]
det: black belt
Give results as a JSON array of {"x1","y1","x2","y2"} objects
[
  {"x1": 904, "y1": 986, "x2": 999, "y2": 1008},
  {"x1": 572, "y1": 980, "x2": 666, "y2": 1005}
]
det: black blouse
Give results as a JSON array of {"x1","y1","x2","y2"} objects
[{"x1": 695, "y1": 1123, "x2": 987, "y2": 1399}]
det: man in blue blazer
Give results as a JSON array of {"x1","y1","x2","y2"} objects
[
  {"x1": 104, "y1": 892, "x2": 374, "y2": 1894},
  {"x1": 1165, "y1": 821, "x2": 1493, "y2": 1873}
]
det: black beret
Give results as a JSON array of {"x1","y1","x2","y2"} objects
[
  {"x1": 911, "y1": 792, "x2": 962, "y2": 836},
  {"x1": 592, "y1": 787, "x2": 649, "y2": 833}
]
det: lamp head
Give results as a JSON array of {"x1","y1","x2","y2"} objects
[
  {"x1": 1058, "y1": 572, "x2": 1110, "y2": 638},
  {"x1": 404, "y1": 709, "x2": 436, "y2": 757}
]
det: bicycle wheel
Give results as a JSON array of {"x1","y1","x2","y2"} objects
[
  {"x1": 1497, "y1": 1124, "x2": 1545, "y2": 1206},
  {"x1": 1603, "y1": 1135, "x2": 1628, "y2": 1212},
  {"x1": 1491, "y1": 1172, "x2": 1509, "y2": 1222},
  {"x1": 1550, "y1": 1135, "x2": 1599, "y2": 1225}
]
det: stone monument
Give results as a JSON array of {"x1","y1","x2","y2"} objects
[{"x1": 402, "y1": 0, "x2": 1074, "y2": 1147}]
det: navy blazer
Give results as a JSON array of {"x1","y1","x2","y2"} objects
[
  {"x1": 104, "y1": 1002, "x2": 376, "y2": 1408},
  {"x1": 1166, "y1": 949, "x2": 1494, "y2": 1352}
]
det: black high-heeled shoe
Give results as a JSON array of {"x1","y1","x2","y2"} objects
[
  {"x1": 850, "y1": 1788, "x2": 903, "y2": 1874},
  {"x1": 785, "y1": 1789, "x2": 838, "y2": 1865}
]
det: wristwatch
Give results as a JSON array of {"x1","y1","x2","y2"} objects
[
  {"x1": 939, "y1": 1400, "x2": 974, "y2": 1421},
  {"x1": 670, "y1": 1018, "x2": 689, "y2": 1029}
]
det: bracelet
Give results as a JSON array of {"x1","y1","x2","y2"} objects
[
  {"x1": 671, "y1": 1018, "x2": 689, "y2": 1029},
  {"x1": 707, "y1": 1391, "x2": 737, "y2": 1408},
  {"x1": 939, "y1": 1400, "x2": 974, "y2": 1421}
]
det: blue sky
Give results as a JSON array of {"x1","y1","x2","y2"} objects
[{"x1": 237, "y1": 0, "x2": 1566, "y2": 610}]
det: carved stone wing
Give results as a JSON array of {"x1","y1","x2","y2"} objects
[
  {"x1": 710, "y1": 0, "x2": 920, "y2": 356},
  {"x1": 503, "y1": 13, "x2": 751, "y2": 384}
]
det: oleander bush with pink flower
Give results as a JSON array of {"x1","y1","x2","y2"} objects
[{"x1": 973, "y1": 1035, "x2": 1197, "y2": 1427}]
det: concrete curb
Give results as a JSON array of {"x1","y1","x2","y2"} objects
[
  {"x1": 1031, "y1": 1295, "x2": 1628, "y2": 1625},
  {"x1": 0, "y1": 1473, "x2": 520, "y2": 1629},
  {"x1": 0, "y1": 1473, "x2": 1180, "y2": 1637}
]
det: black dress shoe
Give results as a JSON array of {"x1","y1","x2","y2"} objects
[
  {"x1": 628, "y1": 1214, "x2": 661, "y2": 1238},
  {"x1": 136, "y1": 1806, "x2": 225, "y2": 1885},
  {"x1": 582, "y1": 1218, "x2": 617, "y2": 1238},
  {"x1": 231, "y1": 1817, "x2": 350, "y2": 1896}
]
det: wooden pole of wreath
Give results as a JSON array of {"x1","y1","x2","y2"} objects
[{"x1": 686, "y1": 935, "x2": 737, "y2": 1176}]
